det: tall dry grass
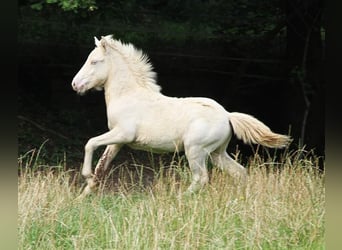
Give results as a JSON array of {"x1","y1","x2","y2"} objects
[{"x1": 18, "y1": 149, "x2": 324, "y2": 249}]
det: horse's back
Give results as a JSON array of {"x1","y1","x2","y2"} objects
[{"x1": 108, "y1": 93, "x2": 230, "y2": 153}]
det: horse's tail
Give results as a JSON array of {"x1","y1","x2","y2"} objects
[{"x1": 228, "y1": 112, "x2": 292, "y2": 148}]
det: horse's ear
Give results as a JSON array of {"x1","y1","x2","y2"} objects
[
  {"x1": 94, "y1": 36, "x2": 100, "y2": 47},
  {"x1": 100, "y1": 36, "x2": 109, "y2": 53}
]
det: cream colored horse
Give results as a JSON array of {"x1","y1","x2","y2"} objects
[{"x1": 72, "y1": 35, "x2": 291, "y2": 197}]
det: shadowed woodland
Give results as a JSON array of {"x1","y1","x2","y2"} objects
[{"x1": 18, "y1": 0, "x2": 325, "y2": 169}]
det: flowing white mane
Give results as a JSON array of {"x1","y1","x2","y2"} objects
[{"x1": 98, "y1": 35, "x2": 161, "y2": 93}]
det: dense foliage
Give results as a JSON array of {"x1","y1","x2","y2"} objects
[{"x1": 19, "y1": 0, "x2": 283, "y2": 48}]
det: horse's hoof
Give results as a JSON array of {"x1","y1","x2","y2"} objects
[{"x1": 75, "y1": 183, "x2": 94, "y2": 201}]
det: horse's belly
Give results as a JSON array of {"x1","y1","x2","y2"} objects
[{"x1": 127, "y1": 140, "x2": 184, "y2": 153}]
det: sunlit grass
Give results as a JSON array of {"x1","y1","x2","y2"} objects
[{"x1": 18, "y1": 149, "x2": 325, "y2": 249}]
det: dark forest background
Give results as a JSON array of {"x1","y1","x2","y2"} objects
[{"x1": 18, "y1": 0, "x2": 325, "y2": 168}]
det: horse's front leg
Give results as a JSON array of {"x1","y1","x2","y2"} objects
[
  {"x1": 79, "y1": 144, "x2": 121, "y2": 198},
  {"x1": 79, "y1": 128, "x2": 133, "y2": 198},
  {"x1": 94, "y1": 144, "x2": 121, "y2": 181}
]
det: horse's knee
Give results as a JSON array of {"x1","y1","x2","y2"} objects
[
  {"x1": 85, "y1": 139, "x2": 95, "y2": 153},
  {"x1": 82, "y1": 168, "x2": 92, "y2": 178}
]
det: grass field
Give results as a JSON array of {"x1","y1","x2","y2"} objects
[{"x1": 18, "y1": 149, "x2": 325, "y2": 249}]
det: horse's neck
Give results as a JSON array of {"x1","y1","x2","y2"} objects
[{"x1": 104, "y1": 57, "x2": 143, "y2": 105}]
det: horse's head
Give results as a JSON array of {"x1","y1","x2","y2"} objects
[{"x1": 72, "y1": 36, "x2": 111, "y2": 94}]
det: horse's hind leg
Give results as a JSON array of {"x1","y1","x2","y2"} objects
[
  {"x1": 211, "y1": 149, "x2": 247, "y2": 185},
  {"x1": 185, "y1": 147, "x2": 209, "y2": 193},
  {"x1": 80, "y1": 144, "x2": 121, "y2": 198}
]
